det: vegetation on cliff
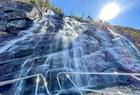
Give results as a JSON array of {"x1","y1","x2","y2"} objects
[
  {"x1": 111, "y1": 26, "x2": 140, "y2": 50},
  {"x1": 17, "y1": 0, "x2": 62, "y2": 14}
]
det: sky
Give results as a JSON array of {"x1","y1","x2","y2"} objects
[{"x1": 50, "y1": 0, "x2": 140, "y2": 30}]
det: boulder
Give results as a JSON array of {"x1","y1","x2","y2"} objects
[
  {"x1": 15, "y1": 1, "x2": 42, "y2": 20},
  {"x1": 0, "y1": 0, "x2": 42, "y2": 34}
]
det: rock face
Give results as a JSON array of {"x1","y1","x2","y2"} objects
[
  {"x1": 0, "y1": 2, "x2": 140, "y2": 95},
  {"x1": 111, "y1": 26, "x2": 140, "y2": 51},
  {"x1": 0, "y1": 0, "x2": 41, "y2": 34}
]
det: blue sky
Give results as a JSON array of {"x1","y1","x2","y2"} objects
[{"x1": 50, "y1": 0, "x2": 140, "y2": 29}]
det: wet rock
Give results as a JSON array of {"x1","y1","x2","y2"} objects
[
  {"x1": 0, "y1": 33, "x2": 17, "y2": 42},
  {"x1": 14, "y1": 48, "x2": 34, "y2": 58},
  {"x1": 0, "y1": 52, "x2": 14, "y2": 62},
  {"x1": 7, "y1": 18, "x2": 33, "y2": 33},
  {"x1": 0, "y1": 20, "x2": 7, "y2": 31},
  {"x1": 8, "y1": 19, "x2": 27, "y2": 29},
  {"x1": 103, "y1": 50, "x2": 116, "y2": 62},
  {"x1": 4, "y1": 9, "x2": 27, "y2": 20}
]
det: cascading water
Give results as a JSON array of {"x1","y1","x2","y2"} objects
[{"x1": 0, "y1": 9, "x2": 140, "y2": 95}]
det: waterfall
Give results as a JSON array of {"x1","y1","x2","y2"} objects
[
  {"x1": 10, "y1": 12, "x2": 51, "y2": 95},
  {"x1": 0, "y1": 10, "x2": 140, "y2": 95}
]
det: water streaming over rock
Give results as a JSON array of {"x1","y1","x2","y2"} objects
[{"x1": 0, "y1": 10, "x2": 140, "y2": 95}]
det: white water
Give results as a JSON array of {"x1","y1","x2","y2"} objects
[{"x1": 0, "y1": 10, "x2": 140, "y2": 95}]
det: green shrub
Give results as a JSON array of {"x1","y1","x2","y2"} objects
[
  {"x1": 53, "y1": 8, "x2": 62, "y2": 14},
  {"x1": 72, "y1": 16, "x2": 83, "y2": 21},
  {"x1": 29, "y1": 0, "x2": 36, "y2": 4}
]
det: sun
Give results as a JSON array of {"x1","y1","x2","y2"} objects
[{"x1": 99, "y1": 2, "x2": 120, "y2": 21}]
